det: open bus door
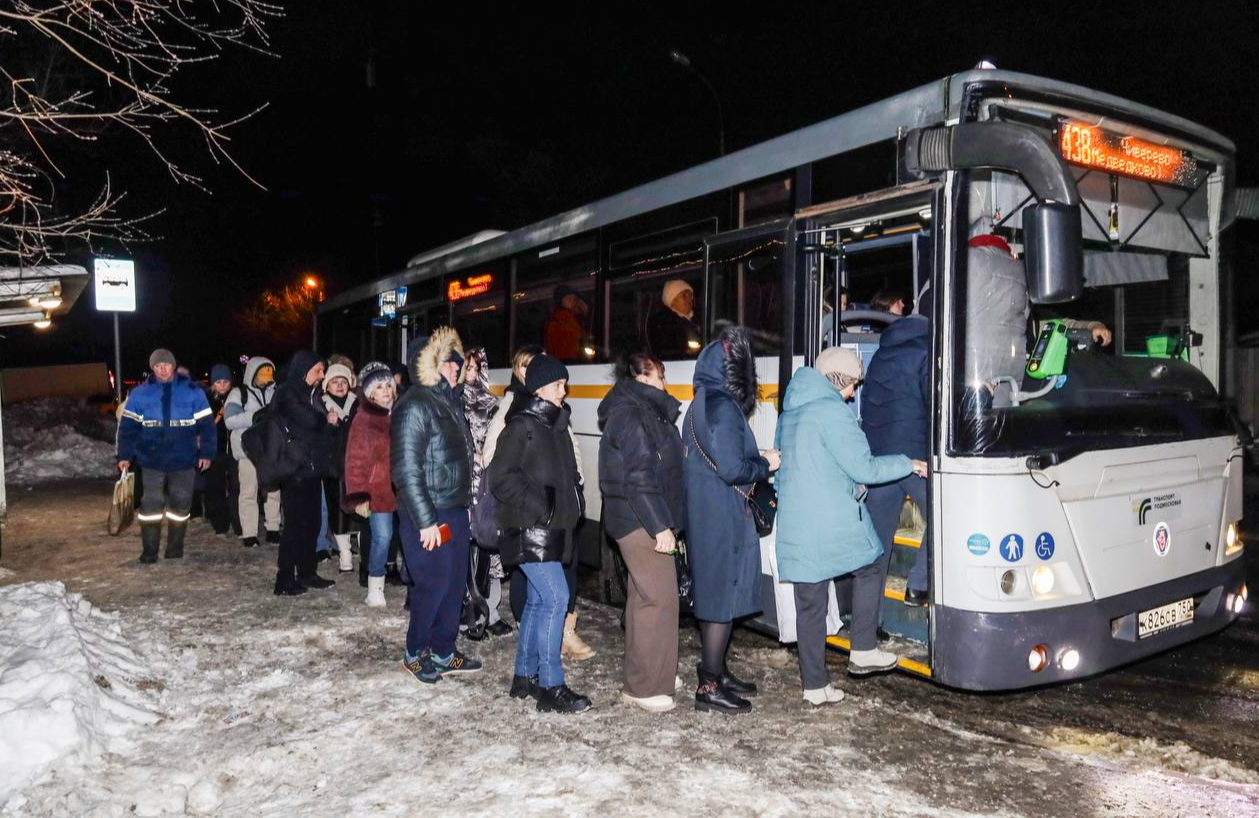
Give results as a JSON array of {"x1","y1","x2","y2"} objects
[{"x1": 792, "y1": 182, "x2": 939, "y2": 678}]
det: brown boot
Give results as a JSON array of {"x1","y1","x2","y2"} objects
[{"x1": 561, "y1": 612, "x2": 596, "y2": 660}]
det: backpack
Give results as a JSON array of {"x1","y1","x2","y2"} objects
[
  {"x1": 240, "y1": 405, "x2": 308, "y2": 491},
  {"x1": 470, "y1": 477, "x2": 502, "y2": 552}
]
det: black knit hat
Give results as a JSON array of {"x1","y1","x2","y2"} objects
[{"x1": 524, "y1": 354, "x2": 569, "y2": 394}]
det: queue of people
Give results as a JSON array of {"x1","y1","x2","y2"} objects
[{"x1": 115, "y1": 315, "x2": 929, "y2": 716}]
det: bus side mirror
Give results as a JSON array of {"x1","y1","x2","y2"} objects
[{"x1": 1023, "y1": 202, "x2": 1083, "y2": 304}]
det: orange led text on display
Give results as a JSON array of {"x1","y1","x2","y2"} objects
[
  {"x1": 447, "y1": 274, "x2": 494, "y2": 301},
  {"x1": 1058, "y1": 121, "x2": 1200, "y2": 187}
]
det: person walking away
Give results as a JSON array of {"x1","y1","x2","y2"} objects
[
  {"x1": 775, "y1": 347, "x2": 927, "y2": 704},
  {"x1": 116, "y1": 348, "x2": 216, "y2": 563},
  {"x1": 598, "y1": 351, "x2": 685, "y2": 712},
  {"x1": 683, "y1": 326, "x2": 777, "y2": 714},
  {"x1": 344, "y1": 361, "x2": 397, "y2": 607},
  {"x1": 271, "y1": 350, "x2": 339, "y2": 596},
  {"x1": 460, "y1": 348, "x2": 509, "y2": 635},
  {"x1": 484, "y1": 344, "x2": 593, "y2": 657},
  {"x1": 224, "y1": 357, "x2": 281, "y2": 548},
  {"x1": 489, "y1": 354, "x2": 591, "y2": 713},
  {"x1": 322, "y1": 362, "x2": 359, "y2": 571},
  {"x1": 201, "y1": 364, "x2": 236, "y2": 536},
  {"x1": 861, "y1": 297, "x2": 932, "y2": 608},
  {"x1": 391, "y1": 327, "x2": 482, "y2": 683}
]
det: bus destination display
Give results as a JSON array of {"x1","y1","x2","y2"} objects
[{"x1": 1058, "y1": 120, "x2": 1206, "y2": 188}]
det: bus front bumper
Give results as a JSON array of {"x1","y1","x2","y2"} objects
[{"x1": 932, "y1": 559, "x2": 1247, "y2": 691}]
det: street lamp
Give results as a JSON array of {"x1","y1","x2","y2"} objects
[
  {"x1": 303, "y1": 275, "x2": 324, "y2": 349},
  {"x1": 669, "y1": 48, "x2": 725, "y2": 157}
]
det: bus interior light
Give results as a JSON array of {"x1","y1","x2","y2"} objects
[
  {"x1": 1028, "y1": 645, "x2": 1049, "y2": 672},
  {"x1": 1058, "y1": 648, "x2": 1081, "y2": 672},
  {"x1": 1032, "y1": 566, "x2": 1056, "y2": 596}
]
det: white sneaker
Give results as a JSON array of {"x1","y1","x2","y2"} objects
[
  {"x1": 848, "y1": 648, "x2": 900, "y2": 676},
  {"x1": 365, "y1": 576, "x2": 386, "y2": 608},
  {"x1": 802, "y1": 685, "x2": 846, "y2": 706},
  {"x1": 621, "y1": 692, "x2": 677, "y2": 713},
  {"x1": 674, "y1": 675, "x2": 684, "y2": 692}
]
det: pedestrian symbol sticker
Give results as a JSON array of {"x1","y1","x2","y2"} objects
[
  {"x1": 967, "y1": 534, "x2": 990, "y2": 556},
  {"x1": 1035, "y1": 532, "x2": 1055, "y2": 561},
  {"x1": 1000, "y1": 534, "x2": 1024, "y2": 562},
  {"x1": 1152, "y1": 522, "x2": 1171, "y2": 557}
]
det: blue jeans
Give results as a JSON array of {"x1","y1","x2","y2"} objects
[
  {"x1": 316, "y1": 490, "x2": 336, "y2": 554},
  {"x1": 398, "y1": 506, "x2": 470, "y2": 661},
  {"x1": 367, "y1": 512, "x2": 392, "y2": 578},
  {"x1": 514, "y1": 561, "x2": 569, "y2": 688}
]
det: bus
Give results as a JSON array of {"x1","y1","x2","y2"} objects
[{"x1": 318, "y1": 68, "x2": 1248, "y2": 691}]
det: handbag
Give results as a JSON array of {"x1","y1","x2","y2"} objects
[
  {"x1": 107, "y1": 467, "x2": 136, "y2": 536},
  {"x1": 687, "y1": 402, "x2": 777, "y2": 538},
  {"x1": 674, "y1": 535, "x2": 695, "y2": 615}
]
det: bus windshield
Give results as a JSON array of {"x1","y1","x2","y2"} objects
[{"x1": 951, "y1": 172, "x2": 1234, "y2": 458}]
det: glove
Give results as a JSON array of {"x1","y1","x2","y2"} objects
[{"x1": 355, "y1": 501, "x2": 370, "y2": 518}]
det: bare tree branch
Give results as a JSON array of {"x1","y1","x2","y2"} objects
[{"x1": 0, "y1": 0, "x2": 282, "y2": 264}]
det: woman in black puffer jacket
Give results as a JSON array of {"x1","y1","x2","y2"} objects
[
  {"x1": 597, "y1": 351, "x2": 685, "y2": 713},
  {"x1": 487, "y1": 354, "x2": 591, "y2": 714}
]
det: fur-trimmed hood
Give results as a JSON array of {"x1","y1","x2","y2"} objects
[
  {"x1": 415, "y1": 326, "x2": 465, "y2": 387},
  {"x1": 693, "y1": 326, "x2": 758, "y2": 418}
]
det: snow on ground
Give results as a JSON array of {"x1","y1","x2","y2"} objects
[
  {"x1": 1, "y1": 482, "x2": 1257, "y2": 817},
  {"x1": 0, "y1": 582, "x2": 158, "y2": 810},
  {"x1": 3, "y1": 398, "x2": 118, "y2": 485}
]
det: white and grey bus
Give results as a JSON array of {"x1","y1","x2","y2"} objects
[{"x1": 318, "y1": 68, "x2": 1247, "y2": 691}]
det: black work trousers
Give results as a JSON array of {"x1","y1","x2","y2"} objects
[{"x1": 278, "y1": 475, "x2": 321, "y2": 579}]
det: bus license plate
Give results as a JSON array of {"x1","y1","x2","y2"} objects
[{"x1": 1137, "y1": 598, "x2": 1194, "y2": 638}]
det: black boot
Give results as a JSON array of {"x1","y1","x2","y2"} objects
[
  {"x1": 165, "y1": 521, "x2": 188, "y2": 559},
  {"x1": 274, "y1": 572, "x2": 308, "y2": 596},
  {"x1": 509, "y1": 675, "x2": 539, "y2": 701},
  {"x1": 385, "y1": 563, "x2": 406, "y2": 586},
  {"x1": 297, "y1": 571, "x2": 335, "y2": 590},
  {"x1": 536, "y1": 684, "x2": 591, "y2": 714},
  {"x1": 139, "y1": 524, "x2": 161, "y2": 564},
  {"x1": 718, "y1": 666, "x2": 758, "y2": 697},
  {"x1": 695, "y1": 664, "x2": 751, "y2": 714}
]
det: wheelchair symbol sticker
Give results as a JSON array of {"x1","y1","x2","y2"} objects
[
  {"x1": 1035, "y1": 532, "x2": 1055, "y2": 560},
  {"x1": 1000, "y1": 534, "x2": 1024, "y2": 562}
]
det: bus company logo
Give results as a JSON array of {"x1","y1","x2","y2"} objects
[
  {"x1": 1152, "y1": 522, "x2": 1172, "y2": 557},
  {"x1": 966, "y1": 534, "x2": 990, "y2": 556},
  {"x1": 1135, "y1": 493, "x2": 1181, "y2": 526}
]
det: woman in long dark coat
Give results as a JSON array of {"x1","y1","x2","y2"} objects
[{"x1": 683, "y1": 326, "x2": 779, "y2": 714}]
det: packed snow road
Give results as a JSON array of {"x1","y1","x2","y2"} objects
[{"x1": 1, "y1": 480, "x2": 1256, "y2": 817}]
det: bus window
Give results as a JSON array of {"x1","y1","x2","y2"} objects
[
  {"x1": 513, "y1": 236, "x2": 598, "y2": 363},
  {"x1": 738, "y1": 174, "x2": 793, "y2": 227},
  {"x1": 452, "y1": 295, "x2": 507, "y2": 365},
  {"x1": 607, "y1": 269, "x2": 703, "y2": 360},
  {"x1": 707, "y1": 231, "x2": 786, "y2": 356}
]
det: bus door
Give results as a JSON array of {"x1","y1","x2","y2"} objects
[{"x1": 793, "y1": 183, "x2": 936, "y2": 675}]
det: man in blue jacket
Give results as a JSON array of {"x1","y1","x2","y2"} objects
[
  {"x1": 117, "y1": 348, "x2": 216, "y2": 563},
  {"x1": 861, "y1": 300, "x2": 931, "y2": 607}
]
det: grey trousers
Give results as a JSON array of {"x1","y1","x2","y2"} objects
[
  {"x1": 138, "y1": 467, "x2": 196, "y2": 524},
  {"x1": 236, "y1": 457, "x2": 281, "y2": 539},
  {"x1": 617, "y1": 529, "x2": 680, "y2": 698},
  {"x1": 793, "y1": 580, "x2": 832, "y2": 690}
]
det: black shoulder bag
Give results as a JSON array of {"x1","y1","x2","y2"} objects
[{"x1": 687, "y1": 390, "x2": 776, "y2": 538}]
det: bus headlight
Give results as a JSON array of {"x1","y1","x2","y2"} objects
[
  {"x1": 1225, "y1": 523, "x2": 1243, "y2": 557},
  {"x1": 1032, "y1": 566, "x2": 1056, "y2": 596},
  {"x1": 1233, "y1": 594, "x2": 1246, "y2": 615},
  {"x1": 1242, "y1": 584, "x2": 1249, "y2": 603},
  {"x1": 1058, "y1": 648, "x2": 1080, "y2": 672},
  {"x1": 1028, "y1": 645, "x2": 1049, "y2": 672}
]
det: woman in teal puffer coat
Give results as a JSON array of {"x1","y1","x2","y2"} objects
[{"x1": 775, "y1": 347, "x2": 927, "y2": 706}]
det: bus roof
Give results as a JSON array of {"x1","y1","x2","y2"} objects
[{"x1": 322, "y1": 69, "x2": 1234, "y2": 313}]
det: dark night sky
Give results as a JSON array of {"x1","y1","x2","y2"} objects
[{"x1": 6, "y1": 3, "x2": 1258, "y2": 376}]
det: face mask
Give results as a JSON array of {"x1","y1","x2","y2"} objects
[{"x1": 253, "y1": 366, "x2": 274, "y2": 387}]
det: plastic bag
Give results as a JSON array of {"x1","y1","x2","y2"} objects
[{"x1": 107, "y1": 468, "x2": 136, "y2": 536}]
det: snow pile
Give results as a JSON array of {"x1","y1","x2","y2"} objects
[
  {"x1": 1042, "y1": 726, "x2": 1259, "y2": 785},
  {"x1": 3, "y1": 398, "x2": 117, "y2": 485},
  {"x1": 0, "y1": 582, "x2": 158, "y2": 807}
]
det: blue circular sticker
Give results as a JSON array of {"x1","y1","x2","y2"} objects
[
  {"x1": 967, "y1": 534, "x2": 991, "y2": 556},
  {"x1": 999, "y1": 534, "x2": 1025, "y2": 562},
  {"x1": 1034, "y1": 532, "x2": 1055, "y2": 560}
]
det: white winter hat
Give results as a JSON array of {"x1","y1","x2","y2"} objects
[
  {"x1": 662, "y1": 279, "x2": 694, "y2": 308},
  {"x1": 323, "y1": 363, "x2": 354, "y2": 392}
]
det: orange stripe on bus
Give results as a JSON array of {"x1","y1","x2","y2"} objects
[{"x1": 490, "y1": 383, "x2": 778, "y2": 403}]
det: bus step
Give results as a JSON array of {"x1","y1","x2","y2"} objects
[
  {"x1": 826, "y1": 631, "x2": 931, "y2": 678},
  {"x1": 889, "y1": 528, "x2": 923, "y2": 576},
  {"x1": 880, "y1": 576, "x2": 929, "y2": 644}
]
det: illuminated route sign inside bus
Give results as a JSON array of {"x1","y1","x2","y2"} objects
[
  {"x1": 447, "y1": 273, "x2": 494, "y2": 301},
  {"x1": 1057, "y1": 119, "x2": 1207, "y2": 188}
]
